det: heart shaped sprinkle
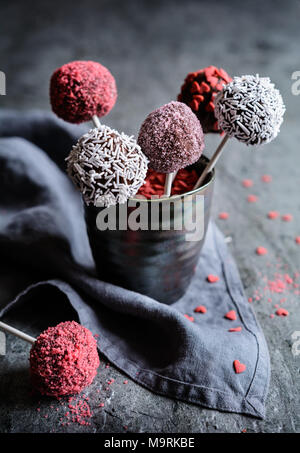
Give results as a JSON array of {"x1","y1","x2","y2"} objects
[
  {"x1": 194, "y1": 305, "x2": 207, "y2": 314},
  {"x1": 275, "y1": 308, "x2": 289, "y2": 317},
  {"x1": 225, "y1": 310, "x2": 237, "y2": 321},
  {"x1": 233, "y1": 360, "x2": 246, "y2": 374},
  {"x1": 207, "y1": 274, "x2": 219, "y2": 283}
]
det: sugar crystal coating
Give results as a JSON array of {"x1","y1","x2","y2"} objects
[
  {"x1": 66, "y1": 125, "x2": 148, "y2": 207},
  {"x1": 50, "y1": 60, "x2": 117, "y2": 124},
  {"x1": 214, "y1": 75, "x2": 285, "y2": 145},
  {"x1": 138, "y1": 101, "x2": 204, "y2": 173},
  {"x1": 30, "y1": 321, "x2": 100, "y2": 397}
]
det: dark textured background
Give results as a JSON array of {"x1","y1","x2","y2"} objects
[{"x1": 0, "y1": 0, "x2": 299, "y2": 433}]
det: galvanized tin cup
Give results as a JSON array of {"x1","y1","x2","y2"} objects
[{"x1": 84, "y1": 156, "x2": 215, "y2": 304}]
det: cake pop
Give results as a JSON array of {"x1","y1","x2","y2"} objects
[
  {"x1": 0, "y1": 320, "x2": 99, "y2": 398},
  {"x1": 214, "y1": 74, "x2": 285, "y2": 145},
  {"x1": 138, "y1": 101, "x2": 205, "y2": 196},
  {"x1": 50, "y1": 60, "x2": 117, "y2": 126},
  {"x1": 66, "y1": 125, "x2": 148, "y2": 207},
  {"x1": 194, "y1": 75, "x2": 285, "y2": 190},
  {"x1": 178, "y1": 66, "x2": 232, "y2": 133}
]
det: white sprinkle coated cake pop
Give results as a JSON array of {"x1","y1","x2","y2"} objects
[
  {"x1": 66, "y1": 126, "x2": 149, "y2": 207},
  {"x1": 214, "y1": 75, "x2": 285, "y2": 145}
]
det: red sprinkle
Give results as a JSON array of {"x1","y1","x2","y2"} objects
[
  {"x1": 225, "y1": 310, "x2": 237, "y2": 321},
  {"x1": 219, "y1": 212, "x2": 229, "y2": 220},
  {"x1": 247, "y1": 194, "x2": 258, "y2": 203},
  {"x1": 261, "y1": 175, "x2": 272, "y2": 183},
  {"x1": 184, "y1": 314, "x2": 194, "y2": 322},
  {"x1": 296, "y1": 237, "x2": 300, "y2": 244},
  {"x1": 207, "y1": 274, "x2": 219, "y2": 283},
  {"x1": 242, "y1": 179, "x2": 253, "y2": 188},
  {"x1": 275, "y1": 308, "x2": 289, "y2": 317},
  {"x1": 233, "y1": 360, "x2": 246, "y2": 374},
  {"x1": 256, "y1": 246, "x2": 268, "y2": 256},
  {"x1": 228, "y1": 327, "x2": 242, "y2": 332},
  {"x1": 194, "y1": 305, "x2": 207, "y2": 314},
  {"x1": 268, "y1": 211, "x2": 279, "y2": 219},
  {"x1": 282, "y1": 214, "x2": 293, "y2": 222}
]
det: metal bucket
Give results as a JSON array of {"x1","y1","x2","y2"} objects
[{"x1": 84, "y1": 156, "x2": 215, "y2": 304}]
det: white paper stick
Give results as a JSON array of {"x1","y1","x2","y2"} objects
[
  {"x1": 92, "y1": 115, "x2": 101, "y2": 128},
  {"x1": 164, "y1": 172, "x2": 175, "y2": 197},
  {"x1": 193, "y1": 134, "x2": 229, "y2": 190},
  {"x1": 0, "y1": 321, "x2": 36, "y2": 345}
]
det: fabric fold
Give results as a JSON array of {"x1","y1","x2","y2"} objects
[{"x1": 0, "y1": 110, "x2": 270, "y2": 418}]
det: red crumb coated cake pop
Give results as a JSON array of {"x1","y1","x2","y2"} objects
[
  {"x1": 30, "y1": 321, "x2": 99, "y2": 397},
  {"x1": 178, "y1": 66, "x2": 232, "y2": 133},
  {"x1": 138, "y1": 101, "x2": 204, "y2": 173},
  {"x1": 50, "y1": 60, "x2": 117, "y2": 124}
]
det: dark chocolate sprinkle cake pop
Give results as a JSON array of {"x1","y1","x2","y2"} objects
[
  {"x1": 50, "y1": 61, "x2": 117, "y2": 124},
  {"x1": 178, "y1": 66, "x2": 232, "y2": 133},
  {"x1": 214, "y1": 75, "x2": 285, "y2": 145},
  {"x1": 30, "y1": 321, "x2": 99, "y2": 397},
  {"x1": 66, "y1": 125, "x2": 148, "y2": 207},
  {"x1": 137, "y1": 101, "x2": 204, "y2": 174}
]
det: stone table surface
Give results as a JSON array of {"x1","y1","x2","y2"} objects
[{"x1": 0, "y1": 0, "x2": 299, "y2": 433}]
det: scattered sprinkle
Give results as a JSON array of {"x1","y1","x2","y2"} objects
[
  {"x1": 275, "y1": 308, "x2": 289, "y2": 317},
  {"x1": 261, "y1": 174, "x2": 272, "y2": 183},
  {"x1": 268, "y1": 211, "x2": 279, "y2": 219},
  {"x1": 242, "y1": 179, "x2": 253, "y2": 188},
  {"x1": 228, "y1": 327, "x2": 242, "y2": 332},
  {"x1": 256, "y1": 246, "x2": 268, "y2": 256},
  {"x1": 184, "y1": 314, "x2": 194, "y2": 322},
  {"x1": 233, "y1": 360, "x2": 246, "y2": 374},
  {"x1": 247, "y1": 194, "x2": 258, "y2": 203},
  {"x1": 225, "y1": 310, "x2": 237, "y2": 321},
  {"x1": 282, "y1": 214, "x2": 293, "y2": 222},
  {"x1": 219, "y1": 212, "x2": 229, "y2": 220},
  {"x1": 207, "y1": 274, "x2": 220, "y2": 283},
  {"x1": 194, "y1": 305, "x2": 207, "y2": 314}
]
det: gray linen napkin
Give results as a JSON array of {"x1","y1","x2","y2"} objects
[{"x1": 0, "y1": 110, "x2": 270, "y2": 418}]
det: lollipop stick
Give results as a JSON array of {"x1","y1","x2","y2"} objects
[
  {"x1": 193, "y1": 134, "x2": 229, "y2": 190},
  {"x1": 0, "y1": 321, "x2": 36, "y2": 345},
  {"x1": 164, "y1": 172, "x2": 175, "y2": 197},
  {"x1": 92, "y1": 115, "x2": 101, "y2": 129}
]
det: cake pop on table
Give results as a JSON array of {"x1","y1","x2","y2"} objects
[
  {"x1": 0, "y1": 320, "x2": 99, "y2": 397},
  {"x1": 138, "y1": 101, "x2": 205, "y2": 196},
  {"x1": 50, "y1": 60, "x2": 117, "y2": 128},
  {"x1": 66, "y1": 125, "x2": 149, "y2": 207},
  {"x1": 178, "y1": 65, "x2": 232, "y2": 133},
  {"x1": 193, "y1": 74, "x2": 285, "y2": 190}
]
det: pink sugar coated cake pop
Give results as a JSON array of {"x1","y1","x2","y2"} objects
[
  {"x1": 137, "y1": 101, "x2": 205, "y2": 173},
  {"x1": 50, "y1": 61, "x2": 117, "y2": 124},
  {"x1": 30, "y1": 321, "x2": 100, "y2": 397}
]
